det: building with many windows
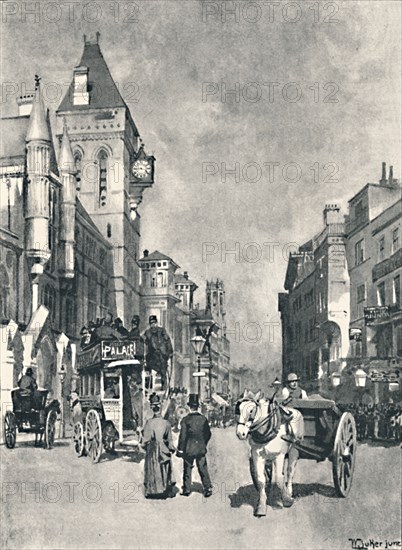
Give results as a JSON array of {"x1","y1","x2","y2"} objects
[
  {"x1": 279, "y1": 204, "x2": 350, "y2": 393},
  {"x1": 346, "y1": 163, "x2": 401, "y2": 402},
  {"x1": 279, "y1": 163, "x2": 401, "y2": 403}
]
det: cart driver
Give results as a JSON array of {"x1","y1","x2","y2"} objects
[
  {"x1": 18, "y1": 368, "x2": 38, "y2": 396},
  {"x1": 17, "y1": 368, "x2": 42, "y2": 410},
  {"x1": 280, "y1": 373, "x2": 308, "y2": 400}
]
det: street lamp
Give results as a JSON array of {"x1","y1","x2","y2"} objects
[
  {"x1": 354, "y1": 368, "x2": 367, "y2": 388},
  {"x1": 191, "y1": 333, "x2": 206, "y2": 400},
  {"x1": 59, "y1": 364, "x2": 66, "y2": 438},
  {"x1": 331, "y1": 372, "x2": 341, "y2": 388}
]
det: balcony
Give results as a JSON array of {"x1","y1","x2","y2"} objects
[{"x1": 372, "y1": 248, "x2": 402, "y2": 282}]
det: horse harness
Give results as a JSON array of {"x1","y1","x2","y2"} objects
[{"x1": 237, "y1": 399, "x2": 295, "y2": 445}]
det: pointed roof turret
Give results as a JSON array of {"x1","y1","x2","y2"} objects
[
  {"x1": 26, "y1": 76, "x2": 50, "y2": 143},
  {"x1": 59, "y1": 119, "x2": 76, "y2": 173},
  {"x1": 58, "y1": 35, "x2": 127, "y2": 112}
]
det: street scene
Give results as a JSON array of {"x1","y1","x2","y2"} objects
[
  {"x1": 2, "y1": 431, "x2": 401, "y2": 550},
  {"x1": 0, "y1": 0, "x2": 401, "y2": 549}
]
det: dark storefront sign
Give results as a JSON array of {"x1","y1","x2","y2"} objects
[
  {"x1": 364, "y1": 306, "x2": 390, "y2": 325},
  {"x1": 349, "y1": 328, "x2": 362, "y2": 341},
  {"x1": 368, "y1": 368, "x2": 400, "y2": 383}
]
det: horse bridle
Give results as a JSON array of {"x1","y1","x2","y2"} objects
[
  {"x1": 237, "y1": 397, "x2": 293, "y2": 433},
  {"x1": 236, "y1": 399, "x2": 277, "y2": 433}
]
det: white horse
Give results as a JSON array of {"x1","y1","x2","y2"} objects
[{"x1": 235, "y1": 390, "x2": 304, "y2": 517}]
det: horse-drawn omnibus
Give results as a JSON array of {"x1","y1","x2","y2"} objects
[{"x1": 73, "y1": 337, "x2": 150, "y2": 463}]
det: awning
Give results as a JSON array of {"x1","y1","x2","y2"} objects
[{"x1": 212, "y1": 393, "x2": 229, "y2": 406}]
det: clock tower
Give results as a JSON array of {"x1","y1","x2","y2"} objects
[{"x1": 56, "y1": 34, "x2": 155, "y2": 324}]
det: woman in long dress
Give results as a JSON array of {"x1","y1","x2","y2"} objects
[{"x1": 142, "y1": 394, "x2": 176, "y2": 499}]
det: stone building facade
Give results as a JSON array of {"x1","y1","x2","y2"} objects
[
  {"x1": 279, "y1": 205, "x2": 350, "y2": 393},
  {"x1": 0, "y1": 35, "x2": 154, "y2": 436}
]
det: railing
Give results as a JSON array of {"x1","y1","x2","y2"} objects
[{"x1": 313, "y1": 223, "x2": 346, "y2": 249}]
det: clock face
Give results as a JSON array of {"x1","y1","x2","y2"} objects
[{"x1": 132, "y1": 159, "x2": 151, "y2": 179}]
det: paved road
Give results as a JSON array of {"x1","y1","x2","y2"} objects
[{"x1": 1, "y1": 428, "x2": 401, "y2": 550}]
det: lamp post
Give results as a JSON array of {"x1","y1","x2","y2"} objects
[
  {"x1": 59, "y1": 364, "x2": 66, "y2": 438},
  {"x1": 191, "y1": 333, "x2": 206, "y2": 400}
]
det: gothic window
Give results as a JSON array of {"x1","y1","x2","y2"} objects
[
  {"x1": 0, "y1": 265, "x2": 10, "y2": 319},
  {"x1": 392, "y1": 227, "x2": 400, "y2": 254},
  {"x1": 98, "y1": 150, "x2": 108, "y2": 207},
  {"x1": 157, "y1": 272, "x2": 164, "y2": 287},
  {"x1": 43, "y1": 284, "x2": 56, "y2": 323},
  {"x1": 74, "y1": 151, "x2": 82, "y2": 190},
  {"x1": 151, "y1": 273, "x2": 156, "y2": 287},
  {"x1": 87, "y1": 269, "x2": 98, "y2": 322},
  {"x1": 66, "y1": 297, "x2": 76, "y2": 336}
]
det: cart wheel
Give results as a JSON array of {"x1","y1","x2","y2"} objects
[
  {"x1": 85, "y1": 410, "x2": 102, "y2": 464},
  {"x1": 73, "y1": 421, "x2": 86, "y2": 457},
  {"x1": 44, "y1": 409, "x2": 57, "y2": 449},
  {"x1": 3, "y1": 411, "x2": 17, "y2": 449},
  {"x1": 332, "y1": 412, "x2": 357, "y2": 497}
]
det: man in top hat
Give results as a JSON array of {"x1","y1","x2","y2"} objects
[
  {"x1": 144, "y1": 315, "x2": 173, "y2": 390},
  {"x1": 113, "y1": 317, "x2": 129, "y2": 339},
  {"x1": 177, "y1": 394, "x2": 213, "y2": 498},
  {"x1": 280, "y1": 373, "x2": 308, "y2": 400}
]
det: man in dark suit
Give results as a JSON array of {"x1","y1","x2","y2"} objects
[
  {"x1": 177, "y1": 394, "x2": 213, "y2": 497},
  {"x1": 143, "y1": 315, "x2": 173, "y2": 389}
]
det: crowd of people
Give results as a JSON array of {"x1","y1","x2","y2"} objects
[
  {"x1": 339, "y1": 402, "x2": 402, "y2": 442},
  {"x1": 80, "y1": 313, "x2": 142, "y2": 349}
]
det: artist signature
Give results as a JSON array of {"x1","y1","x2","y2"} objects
[{"x1": 349, "y1": 539, "x2": 401, "y2": 549}]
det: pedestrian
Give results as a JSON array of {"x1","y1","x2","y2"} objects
[
  {"x1": 142, "y1": 393, "x2": 176, "y2": 499},
  {"x1": 177, "y1": 394, "x2": 213, "y2": 498}
]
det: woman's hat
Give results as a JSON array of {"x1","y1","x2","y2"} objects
[
  {"x1": 26, "y1": 368, "x2": 34, "y2": 376},
  {"x1": 287, "y1": 373, "x2": 300, "y2": 382},
  {"x1": 149, "y1": 315, "x2": 158, "y2": 324}
]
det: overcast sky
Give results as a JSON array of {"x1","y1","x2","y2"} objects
[{"x1": 1, "y1": 0, "x2": 401, "y2": 373}]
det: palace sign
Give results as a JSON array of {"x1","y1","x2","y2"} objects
[{"x1": 101, "y1": 341, "x2": 137, "y2": 362}]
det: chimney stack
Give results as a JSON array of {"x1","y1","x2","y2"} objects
[
  {"x1": 380, "y1": 161, "x2": 387, "y2": 184},
  {"x1": 143, "y1": 249, "x2": 149, "y2": 258},
  {"x1": 184, "y1": 271, "x2": 189, "y2": 280},
  {"x1": 323, "y1": 204, "x2": 341, "y2": 226},
  {"x1": 16, "y1": 94, "x2": 35, "y2": 116}
]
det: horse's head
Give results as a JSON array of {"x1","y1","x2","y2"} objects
[{"x1": 235, "y1": 390, "x2": 263, "y2": 440}]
